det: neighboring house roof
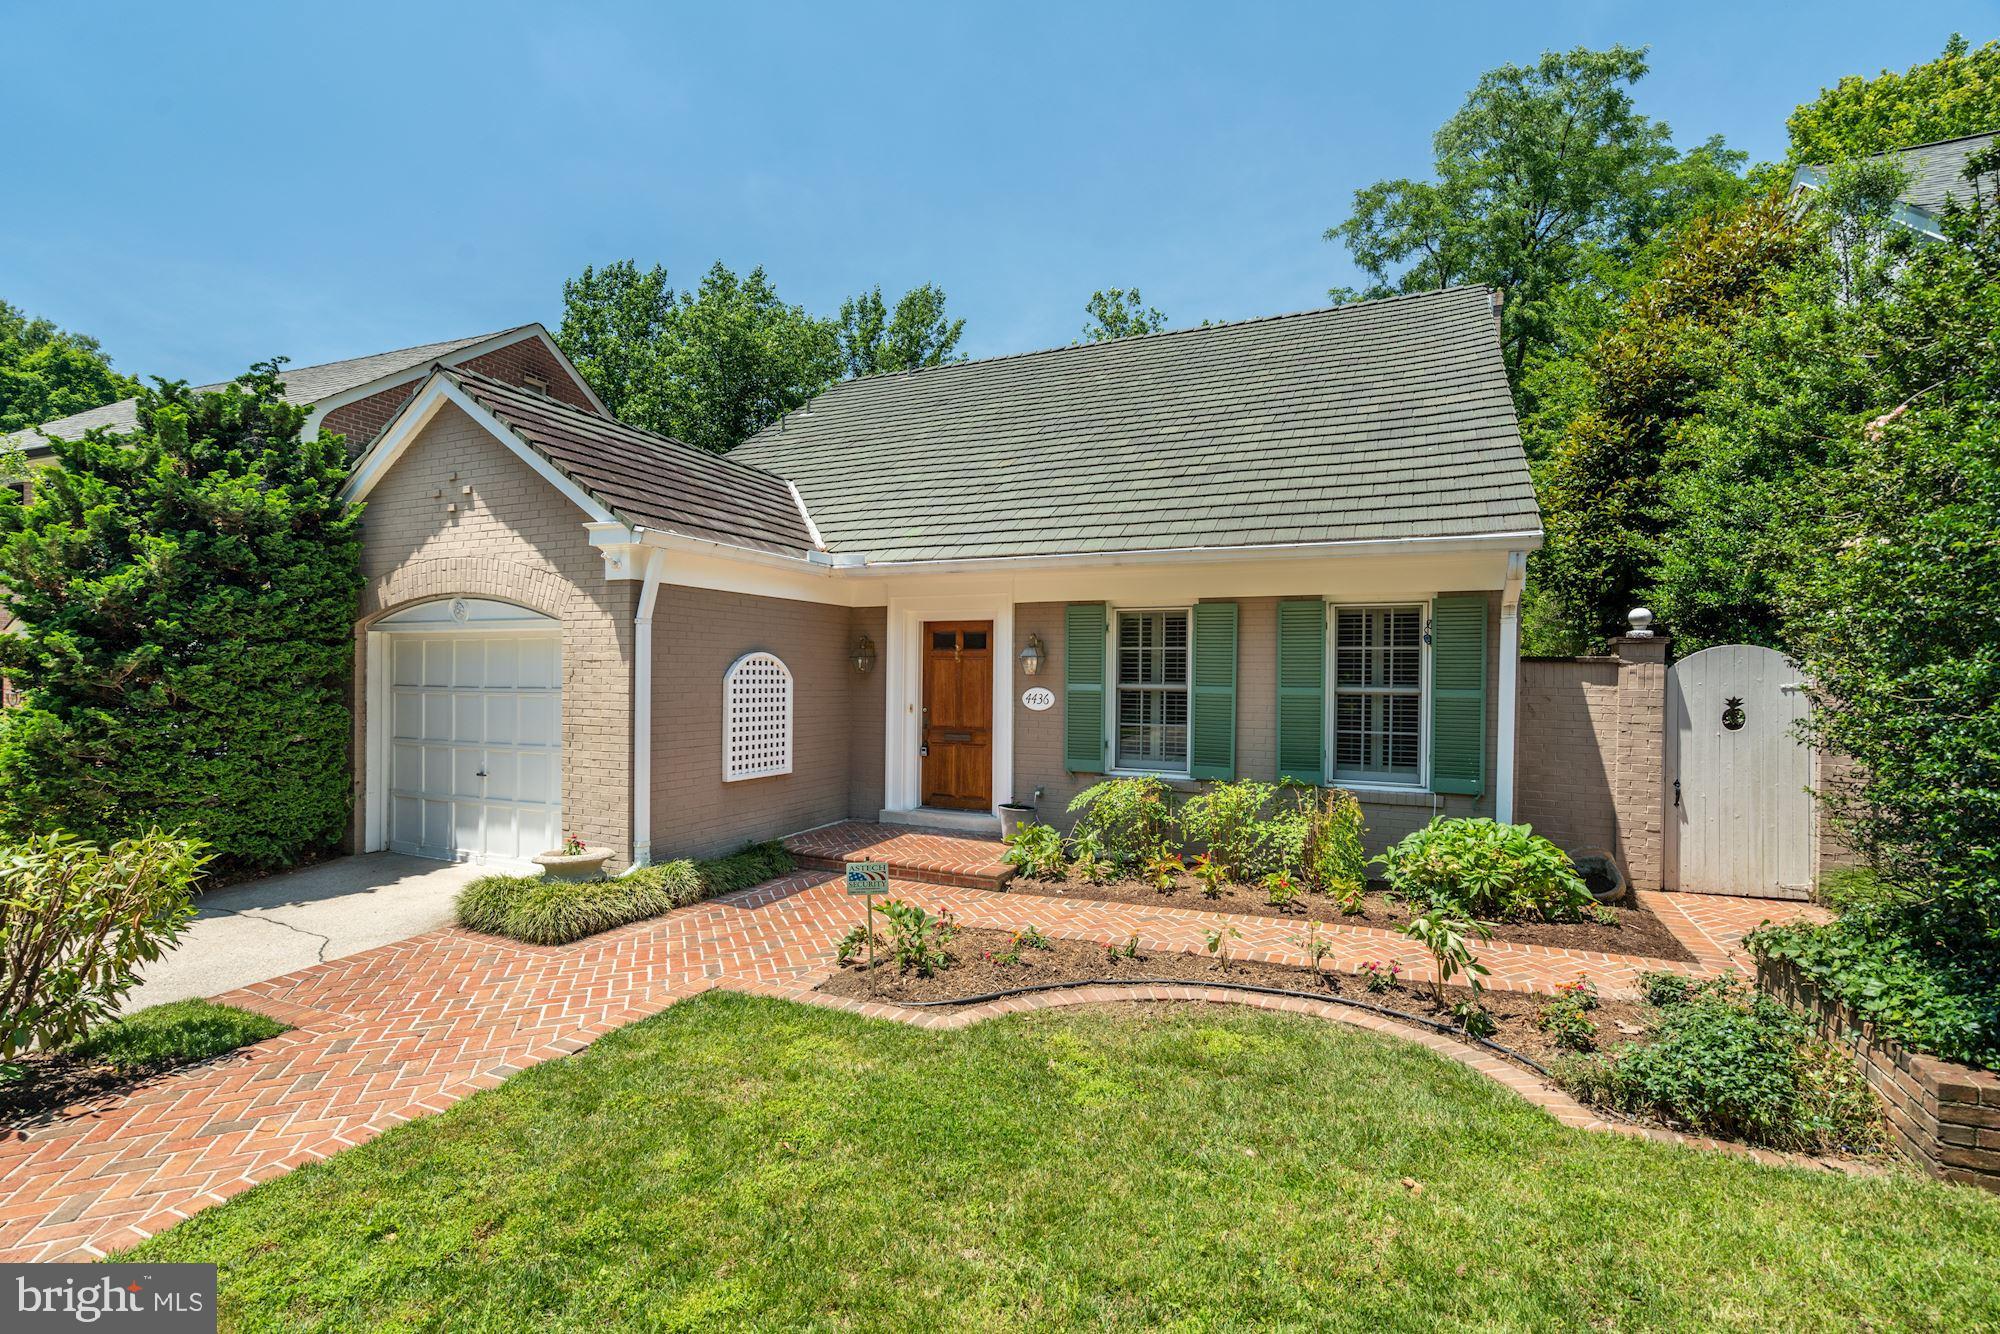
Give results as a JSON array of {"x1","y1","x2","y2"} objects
[
  {"x1": 1791, "y1": 130, "x2": 1998, "y2": 237},
  {"x1": 3, "y1": 327, "x2": 531, "y2": 457},
  {"x1": 730, "y1": 286, "x2": 1539, "y2": 564},
  {"x1": 421, "y1": 367, "x2": 817, "y2": 559}
]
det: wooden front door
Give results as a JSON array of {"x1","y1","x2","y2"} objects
[{"x1": 921, "y1": 620, "x2": 993, "y2": 811}]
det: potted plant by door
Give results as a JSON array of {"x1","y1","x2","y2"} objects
[
  {"x1": 535, "y1": 833, "x2": 612, "y2": 882},
  {"x1": 997, "y1": 801, "x2": 1036, "y2": 840}
]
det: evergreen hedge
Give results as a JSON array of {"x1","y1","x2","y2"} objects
[{"x1": 0, "y1": 363, "x2": 363, "y2": 870}]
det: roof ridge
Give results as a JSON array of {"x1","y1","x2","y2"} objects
[{"x1": 808, "y1": 286, "x2": 1494, "y2": 397}]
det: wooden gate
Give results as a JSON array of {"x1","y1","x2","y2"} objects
[{"x1": 1665, "y1": 644, "x2": 1813, "y2": 898}]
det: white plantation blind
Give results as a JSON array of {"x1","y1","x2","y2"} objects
[{"x1": 724, "y1": 652, "x2": 793, "y2": 781}]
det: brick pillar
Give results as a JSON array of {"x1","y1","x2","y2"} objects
[{"x1": 1612, "y1": 634, "x2": 1669, "y2": 891}]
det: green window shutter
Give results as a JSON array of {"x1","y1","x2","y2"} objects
[
  {"x1": 1189, "y1": 602, "x2": 1237, "y2": 780},
  {"x1": 1430, "y1": 594, "x2": 1488, "y2": 796},
  {"x1": 1063, "y1": 602, "x2": 1108, "y2": 772},
  {"x1": 1276, "y1": 600, "x2": 1325, "y2": 786}
]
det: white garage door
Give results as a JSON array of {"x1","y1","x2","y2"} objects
[{"x1": 387, "y1": 631, "x2": 562, "y2": 866}]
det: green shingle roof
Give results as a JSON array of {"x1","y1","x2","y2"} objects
[{"x1": 731, "y1": 286, "x2": 1539, "y2": 564}]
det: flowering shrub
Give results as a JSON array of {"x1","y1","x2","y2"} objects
[
  {"x1": 878, "y1": 899, "x2": 958, "y2": 977},
  {"x1": 1067, "y1": 776, "x2": 1173, "y2": 870}
]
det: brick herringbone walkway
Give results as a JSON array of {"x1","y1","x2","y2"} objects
[{"x1": 0, "y1": 869, "x2": 1825, "y2": 1262}]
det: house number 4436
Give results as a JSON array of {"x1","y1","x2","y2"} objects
[{"x1": 1021, "y1": 687, "x2": 1055, "y2": 711}]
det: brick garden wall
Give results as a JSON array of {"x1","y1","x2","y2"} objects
[{"x1": 1759, "y1": 957, "x2": 2000, "y2": 1193}]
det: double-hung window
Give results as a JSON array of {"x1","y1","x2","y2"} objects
[
  {"x1": 1334, "y1": 606, "x2": 1422, "y2": 785},
  {"x1": 1114, "y1": 609, "x2": 1188, "y2": 772}
]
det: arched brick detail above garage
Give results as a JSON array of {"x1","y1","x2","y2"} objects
[{"x1": 347, "y1": 401, "x2": 637, "y2": 867}]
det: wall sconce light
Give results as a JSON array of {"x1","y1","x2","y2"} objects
[
  {"x1": 1018, "y1": 633, "x2": 1046, "y2": 677},
  {"x1": 851, "y1": 634, "x2": 877, "y2": 673}
]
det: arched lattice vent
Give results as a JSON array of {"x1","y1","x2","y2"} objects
[{"x1": 724, "y1": 652, "x2": 793, "y2": 781}]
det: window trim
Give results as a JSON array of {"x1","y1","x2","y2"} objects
[
  {"x1": 1104, "y1": 604, "x2": 1194, "y2": 778},
  {"x1": 1328, "y1": 600, "x2": 1432, "y2": 791}
]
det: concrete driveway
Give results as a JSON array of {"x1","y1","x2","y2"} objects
[{"x1": 124, "y1": 853, "x2": 487, "y2": 1011}]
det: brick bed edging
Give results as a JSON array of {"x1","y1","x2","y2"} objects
[
  {"x1": 748, "y1": 978, "x2": 1879, "y2": 1179},
  {"x1": 1757, "y1": 956, "x2": 2000, "y2": 1193}
]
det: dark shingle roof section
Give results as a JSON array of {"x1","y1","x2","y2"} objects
[
  {"x1": 444, "y1": 367, "x2": 815, "y2": 558},
  {"x1": 730, "y1": 287, "x2": 1539, "y2": 562},
  {"x1": 4, "y1": 328, "x2": 527, "y2": 456},
  {"x1": 1881, "y1": 130, "x2": 1997, "y2": 215}
]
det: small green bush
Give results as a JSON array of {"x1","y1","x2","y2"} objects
[
  {"x1": 1067, "y1": 776, "x2": 1173, "y2": 870},
  {"x1": 1001, "y1": 822, "x2": 1065, "y2": 880},
  {"x1": 1557, "y1": 977, "x2": 1885, "y2": 1154},
  {"x1": 1748, "y1": 901, "x2": 1999, "y2": 1070},
  {"x1": 455, "y1": 843, "x2": 793, "y2": 946},
  {"x1": 67, "y1": 999, "x2": 286, "y2": 1075},
  {"x1": 1, "y1": 830, "x2": 207, "y2": 1064},
  {"x1": 1377, "y1": 817, "x2": 1593, "y2": 921},
  {"x1": 878, "y1": 899, "x2": 957, "y2": 976},
  {"x1": 1177, "y1": 780, "x2": 1277, "y2": 879}
]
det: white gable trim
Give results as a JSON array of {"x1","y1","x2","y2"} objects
[
  {"x1": 340, "y1": 373, "x2": 620, "y2": 528},
  {"x1": 303, "y1": 324, "x2": 610, "y2": 440}
]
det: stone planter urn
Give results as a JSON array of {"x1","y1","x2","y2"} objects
[
  {"x1": 997, "y1": 802, "x2": 1036, "y2": 839},
  {"x1": 534, "y1": 845, "x2": 613, "y2": 882}
]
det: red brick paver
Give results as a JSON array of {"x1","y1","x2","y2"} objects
[
  {"x1": 783, "y1": 821, "x2": 1016, "y2": 889},
  {"x1": 0, "y1": 866, "x2": 1829, "y2": 1262}
]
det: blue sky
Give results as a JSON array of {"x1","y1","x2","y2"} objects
[{"x1": 4, "y1": 2, "x2": 1994, "y2": 383}]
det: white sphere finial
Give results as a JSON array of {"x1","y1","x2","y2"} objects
[{"x1": 1627, "y1": 607, "x2": 1655, "y2": 637}]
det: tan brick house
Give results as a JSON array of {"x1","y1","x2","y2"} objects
[{"x1": 337, "y1": 286, "x2": 1542, "y2": 872}]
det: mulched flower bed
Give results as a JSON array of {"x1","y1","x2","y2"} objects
[
  {"x1": 819, "y1": 927, "x2": 1653, "y2": 1067},
  {"x1": 3, "y1": 1052, "x2": 185, "y2": 1126},
  {"x1": 999, "y1": 874, "x2": 1696, "y2": 963}
]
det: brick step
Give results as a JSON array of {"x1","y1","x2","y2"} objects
[{"x1": 783, "y1": 821, "x2": 1016, "y2": 892}]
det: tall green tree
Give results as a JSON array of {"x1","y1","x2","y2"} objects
[
  {"x1": 0, "y1": 301, "x2": 140, "y2": 434},
  {"x1": 1785, "y1": 34, "x2": 2000, "y2": 165},
  {"x1": 0, "y1": 363, "x2": 364, "y2": 870},
  {"x1": 1325, "y1": 45, "x2": 1747, "y2": 398},
  {"x1": 1079, "y1": 288, "x2": 1168, "y2": 342},
  {"x1": 838, "y1": 284, "x2": 966, "y2": 377},
  {"x1": 1527, "y1": 192, "x2": 1811, "y2": 651},
  {"x1": 556, "y1": 261, "x2": 843, "y2": 453}
]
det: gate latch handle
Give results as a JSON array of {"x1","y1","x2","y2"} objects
[{"x1": 1672, "y1": 778, "x2": 1680, "y2": 808}]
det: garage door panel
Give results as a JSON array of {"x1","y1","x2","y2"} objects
[
  {"x1": 520, "y1": 639, "x2": 560, "y2": 689},
  {"x1": 386, "y1": 630, "x2": 562, "y2": 868},
  {"x1": 392, "y1": 691, "x2": 422, "y2": 740},
  {"x1": 393, "y1": 640, "x2": 422, "y2": 688},
  {"x1": 520, "y1": 695, "x2": 560, "y2": 746},
  {"x1": 518, "y1": 750, "x2": 555, "y2": 803},
  {"x1": 452, "y1": 749, "x2": 485, "y2": 799},
  {"x1": 483, "y1": 750, "x2": 519, "y2": 801},
  {"x1": 486, "y1": 696, "x2": 518, "y2": 745},
  {"x1": 391, "y1": 742, "x2": 422, "y2": 792},
  {"x1": 453, "y1": 640, "x2": 485, "y2": 689},
  {"x1": 422, "y1": 640, "x2": 454, "y2": 688},
  {"x1": 517, "y1": 806, "x2": 555, "y2": 859},
  {"x1": 453, "y1": 693, "x2": 484, "y2": 744},
  {"x1": 422, "y1": 694, "x2": 453, "y2": 742}
]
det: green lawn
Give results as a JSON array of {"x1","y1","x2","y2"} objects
[
  {"x1": 127, "y1": 993, "x2": 2000, "y2": 1331},
  {"x1": 68, "y1": 1000, "x2": 288, "y2": 1074}
]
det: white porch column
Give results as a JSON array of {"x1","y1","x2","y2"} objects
[
  {"x1": 1495, "y1": 550, "x2": 1525, "y2": 823},
  {"x1": 630, "y1": 549, "x2": 666, "y2": 867}
]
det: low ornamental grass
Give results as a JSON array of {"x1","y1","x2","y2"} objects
[{"x1": 455, "y1": 842, "x2": 794, "y2": 946}]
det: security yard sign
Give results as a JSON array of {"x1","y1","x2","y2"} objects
[
  {"x1": 845, "y1": 860, "x2": 890, "y2": 977},
  {"x1": 845, "y1": 860, "x2": 890, "y2": 893}
]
